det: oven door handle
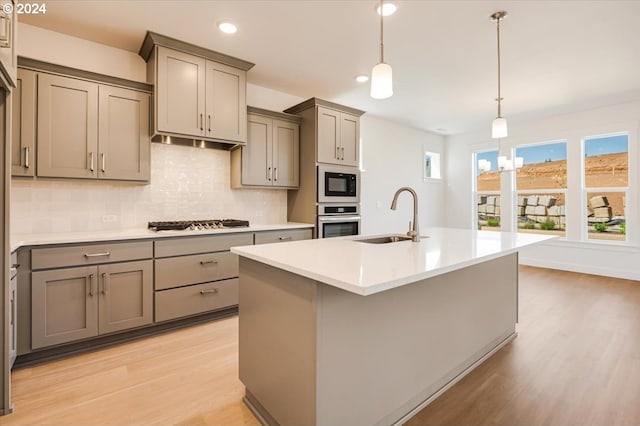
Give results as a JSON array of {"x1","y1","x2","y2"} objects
[{"x1": 318, "y1": 215, "x2": 361, "y2": 222}]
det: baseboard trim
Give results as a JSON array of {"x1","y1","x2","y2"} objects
[{"x1": 520, "y1": 257, "x2": 640, "y2": 281}]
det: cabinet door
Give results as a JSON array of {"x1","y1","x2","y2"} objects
[
  {"x1": 98, "y1": 260, "x2": 153, "y2": 334},
  {"x1": 205, "y1": 60, "x2": 247, "y2": 143},
  {"x1": 272, "y1": 119, "x2": 299, "y2": 188},
  {"x1": 317, "y1": 106, "x2": 340, "y2": 165},
  {"x1": 340, "y1": 113, "x2": 359, "y2": 167},
  {"x1": 242, "y1": 114, "x2": 272, "y2": 186},
  {"x1": 98, "y1": 85, "x2": 150, "y2": 181},
  {"x1": 11, "y1": 68, "x2": 36, "y2": 177},
  {"x1": 156, "y1": 46, "x2": 205, "y2": 137},
  {"x1": 32, "y1": 266, "x2": 98, "y2": 349},
  {"x1": 0, "y1": 0, "x2": 17, "y2": 87},
  {"x1": 37, "y1": 73, "x2": 98, "y2": 178}
]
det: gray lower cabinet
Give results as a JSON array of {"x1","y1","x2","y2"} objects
[
  {"x1": 254, "y1": 228, "x2": 313, "y2": 245},
  {"x1": 31, "y1": 260, "x2": 153, "y2": 350},
  {"x1": 9, "y1": 252, "x2": 18, "y2": 368},
  {"x1": 154, "y1": 233, "x2": 253, "y2": 322}
]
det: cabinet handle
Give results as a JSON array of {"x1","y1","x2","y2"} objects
[
  {"x1": 10, "y1": 290, "x2": 15, "y2": 326},
  {"x1": 274, "y1": 167, "x2": 278, "y2": 181},
  {"x1": 84, "y1": 252, "x2": 111, "y2": 258},
  {"x1": 278, "y1": 236, "x2": 292, "y2": 241},
  {"x1": 24, "y1": 147, "x2": 29, "y2": 169},
  {"x1": 101, "y1": 153, "x2": 106, "y2": 173},
  {"x1": 200, "y1": 288, "x2": 219, "y2": 295},
  {"x1": 89, "y1": 274, "x2": 96, "y2": 297},
  {"x1": 199, "y1": 259, "x2": 219, "y2": 265},
  {"x1": 11, "y1": 263, "x2": 19, "y2": 269},
  {"x1": 341, "y1": 147, "x2": 345, "y2": 160},
  {"x1": 200, "y1": 113, "x2": 203, "y2": 131},
  {"x1": 336, "y1": 146, "x2": 340, "y2": 160},
  {"x1": 101, "y1": 272, "x2": 109, "y2": 295},
  {"x1": 267, "y1": 167, "x2": 272, "y2": 181},
  {"x1": 89, "y1": 152, "x2": 95, "y2": 172},
  {"x1": 208, "y1": 115, "x2": 212, "y2": 132}
]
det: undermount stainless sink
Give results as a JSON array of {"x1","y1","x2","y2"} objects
[{"x1": 356, "y1": 235, "x2": 413, "y2": 244}]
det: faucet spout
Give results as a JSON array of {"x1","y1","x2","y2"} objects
[{"x1": 390, "y1": 187, "x2": 420, "y2": 242}]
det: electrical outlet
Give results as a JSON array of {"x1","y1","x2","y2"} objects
[{"x1": 102, "y1": 214, "x2": 118, "y2": 223}]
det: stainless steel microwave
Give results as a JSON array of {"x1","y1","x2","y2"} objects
[{"x1": 317, "y1": 165, "x2": 360, "y2": 203}]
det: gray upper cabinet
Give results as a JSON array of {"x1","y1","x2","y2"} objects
[
  {"x1": 231, "y1": 107, "x2": 300, "y2": 189},
  {"x1": 34, "y1": 70, "x2": 150, "y2": 181},
  {"x1": 205, "y1": 60, "x2": 247, "y2": 143},
  {"x1": 37, "y1": 73, "x2": 99, "y2": 179},
  {"x1": 156, "y1": 47, "x2": 205, "y2": 137},
  {"x1": 11, "y1": 68, "x2": 36, "y2": 176},
  {"x1": 0, "y1": 0, "x2": 17, "y2": 88},
  {"x1": 317, "y1": 106, "x2": 359, "y2": 167},
  {"x1": 98, "y1": 85, "x2": 150, "y2": 181},
  {"x1": 140, "y1": 32, "x2": 254, "y2": 145},
  {"x1": 284, "y1": 98, "x2": 365, "y2": 167}
]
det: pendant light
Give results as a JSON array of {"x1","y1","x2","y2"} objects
[
  {"x1": 370, "y1": 0, "x2": 393, "y2": 99},
  {"x1": 490, "y1": 11, "x2": 522, "y2": 172}
]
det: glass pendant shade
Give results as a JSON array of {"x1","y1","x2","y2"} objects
[
  {"x1": 478, "y1": 159, "x2": 492, "y2": 172},
  {"x1": 492, "y1": 117, "x2": 508, "y2": 138},
  {"x1": 514, "y1": 156, "x2": 524, "y2": 169},
  {"x1": 370, "y1": 62, "x2": 393, "y2": 99}
]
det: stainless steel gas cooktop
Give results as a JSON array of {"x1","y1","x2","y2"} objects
[{"x1": 148, "y1": 219, "x2": 250, "y2": 231}]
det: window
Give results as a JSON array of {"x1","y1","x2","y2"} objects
[
  {"x1": 583, "y1": 133, "x2": 628, "y2": 242},
  {"x1": 423, "y1": 150, "x2": 441, "y2": 180},
  {"x1": 475, "y1": 150, "x2": 500, "y2": 231},
  {"x1": 515, "y1": 141, "x2": 567, "y2": 236}
]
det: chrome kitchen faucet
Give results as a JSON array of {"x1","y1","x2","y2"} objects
[{"x1": 390, "y1": 187, "x2": 420, "y2": 242}]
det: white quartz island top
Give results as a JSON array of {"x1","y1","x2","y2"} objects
[
  {"x1": 231, "y1": 227, "x2": 555, "y2": 296},
  {"x1": 10, "y1": 222, "x2": 314, "y2": 252}
]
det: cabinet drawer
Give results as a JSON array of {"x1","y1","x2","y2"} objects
[
  {"x1": 254, "y1": 228, "x2": 312, "y2": 245},
  {"x1": 155, "y1": 251, "x2": 238, "y2": 290},
  {"x1": 31, "y1": 241, "x2": 153, "y2": 270},
  {"x1": 155, "y1": 278, "x2": 238, "y2": 322},
  {"x1": 154, "y1": 233, "x2": 252, "y2": 257}
]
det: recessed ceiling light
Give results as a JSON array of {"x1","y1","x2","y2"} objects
[
  {"x1": 218, "y1": 21, "x2": 237, "y2": 34},
  {"x1": 355, "y1": 75, "x2": 369, "y2": 83},
  {"x1": 376, "y1": 1, "x2": 398, "y2": 16}
]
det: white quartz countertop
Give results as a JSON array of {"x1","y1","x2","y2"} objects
[
  {"x1": 231, "y1": 227, "x2": 555, "y2": 296},
  {"x1": 11, "y1": 222, "x2": 314, "y2": 252}
]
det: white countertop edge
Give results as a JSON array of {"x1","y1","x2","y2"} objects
[
  {"x1": 11, "y1": 222, "x2": 314, "y2": 252},
  {"x1": 233, "y1": 245, "x2": 525, "y2": 296}
]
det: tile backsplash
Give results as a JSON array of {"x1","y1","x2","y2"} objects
[{"x1": 11, "y1": 143, "x2": 288, "y2": 235}]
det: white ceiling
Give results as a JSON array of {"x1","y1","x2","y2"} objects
[{"x1": 21, "y1": 1, "x2": 640, "y2": 135}]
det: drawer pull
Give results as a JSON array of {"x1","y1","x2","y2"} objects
[
  {"x1": 199, "y1": 259, "x2": 219, "y2": 265},
  {"x1": 84, "y1": 252, "x2": 111, "y2": 258},
  {"x1": 278, "y1": 236, "x2": 293, "y2": 241},
  {"x1": 200, "y1": 288, "x2": 219, "y2": 295},
  {"x1": 11, "y1": 263, "x2": 19, "y2": 269}
]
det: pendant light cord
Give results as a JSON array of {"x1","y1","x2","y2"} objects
[
  {"x1": 496, "y1": 15, "x2": 502, "y2": 118},
  {"x1": 379, "y1": 0, "x2": 384, "y2": 63}
]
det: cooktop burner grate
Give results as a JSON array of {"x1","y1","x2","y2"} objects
[{"x1": 148, "y1": 219, "x2": 250, "y2": 231}]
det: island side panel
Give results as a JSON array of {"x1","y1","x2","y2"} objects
[
  {"x1": 238, "y1": 257, "x2": 318, "y2": 425},
  {"x1": 315, "y1": 253, "x2": 518, "y2": 426}
]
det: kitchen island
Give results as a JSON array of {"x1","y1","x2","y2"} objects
[{"x1": 231, "y1": 227, "x2": 554, "y2": 426}]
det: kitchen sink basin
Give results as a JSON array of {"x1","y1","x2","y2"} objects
[{"x1": 356, "y1": 235, "x2": 414, "y2": 244}]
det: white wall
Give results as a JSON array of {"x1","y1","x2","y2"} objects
[
  {"x1": 360, "y1": 115, "x2": 445, "y2": 235},
  {"x1": 445, "y1": 101, "x2": 640, "y2": 280}
]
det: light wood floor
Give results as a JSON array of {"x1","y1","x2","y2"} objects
[{"x1": 2, "y1": 266, "x2": 640, "y2": 425}]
